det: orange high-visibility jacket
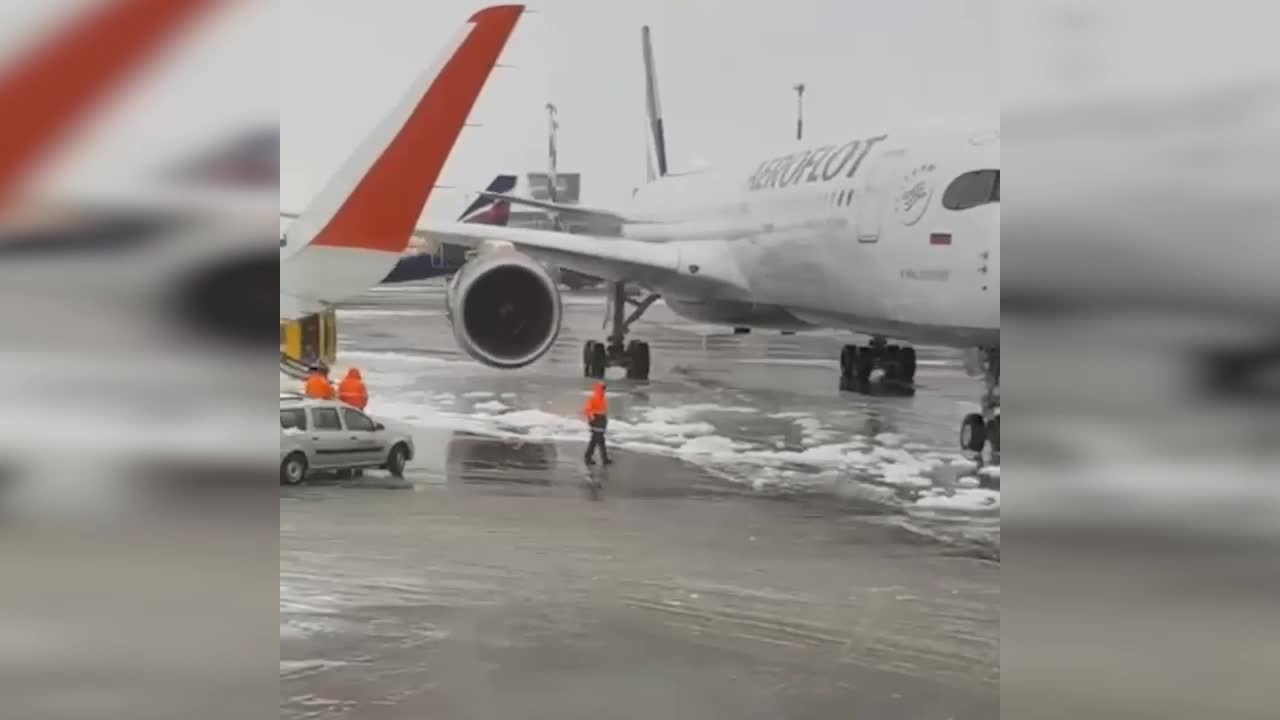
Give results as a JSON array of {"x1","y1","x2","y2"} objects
[
  {"x1": 338, "y1": 368, "x2": 368, "y2": 410},
  {"x1": 304, "y1": 372, "x2": 334, "y2": 400},
  {"x1": 582, "y1": 382, "x2": 607, "y2": 420}
]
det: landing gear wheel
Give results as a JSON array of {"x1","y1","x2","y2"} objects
[
  {"x1": 839, "y1": 345, "x2": 856, "y2": 391},
  {"x1": 960, "y1": 413, "x2": 986, "y2": 453},
  {"x1": 900, "y1": 347, "x2": 917, "y2": 383},
  {"x1": 988, "y1": 414, "x2": 1000, "y2": 454},
  {"x1": 733, "y1": 326, "x2": 750, "y2": 335},
  {"x1": 386, "y1": 443, "x2": 409, "y2": 479},
  {"x1": 583, "y1": 341, "x2": 607, "y2": 379},
  {"x1": 280, "y1": 453, "x2": 307, "y2": 485},
  {"x1": 625, "y1": 340, "x2": 651, "y2": 380},
  {"x1": 853, "y1": 347, "x2": 874, "y2": 393},
  {"x1": 883, "y1": 346, "x2": 902, "y2": 382}
]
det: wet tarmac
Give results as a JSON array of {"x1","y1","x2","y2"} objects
[{"x1": 281, "y1": 281, "x2": 999, "y2": 719}]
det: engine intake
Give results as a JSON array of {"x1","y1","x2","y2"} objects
[{"x1": 446, "y1": 249, "x2": 562, "y2": 368}]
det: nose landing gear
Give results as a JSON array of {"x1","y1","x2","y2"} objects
[{"x1": 960, "y1": 346, "x2": 1000, "y2": 462}]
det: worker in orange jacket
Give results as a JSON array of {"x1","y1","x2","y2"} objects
[
  {"x1": 303, "y1": 366, "x2": 334, "y2": 400},
  {"x1": 581, "y1": 381, "x2": 611, "y2": 465},
  {"x1": 338, "y1": 367, "x2": 369, "y2": 410}
]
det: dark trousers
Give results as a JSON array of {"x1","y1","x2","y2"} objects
[{"x1": 585, "y1": 429, "x2": 609, "y2": 463}]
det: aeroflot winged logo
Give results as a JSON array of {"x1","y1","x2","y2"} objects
[
  {"x1": 895, "y1": 162, "x2": 936, "y2": 226},
  {"x1": 746, "y1": 134, "x2": 888, "y2": 191}
]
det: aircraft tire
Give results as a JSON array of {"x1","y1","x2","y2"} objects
[
  {"x1": 626, "y1": 340, "x2": 650, "y2": 380},
  {"x1": 588, "y1": 342, "x2": 608, "y2": 379},
  {"x1": 960, "y1": 413, "x2": 986, "y2": 452}
]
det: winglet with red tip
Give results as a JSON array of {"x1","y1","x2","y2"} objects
[
  {"x1": 290, "y1": 4, "x2": 523, "y2": 255},
  {"x1": 280, "y1": 5, "x2": 524, "y2": 318}
]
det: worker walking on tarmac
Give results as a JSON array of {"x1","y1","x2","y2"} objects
[
  {"x1": 338, "y1": 368, "x2": 368, "y2": 410},
  {"x1": 303, "y1": 365, "x2": 334, "y2": 400},
  {"x1": 582, "y1": 381, "x2": 612, "y2": 465}
]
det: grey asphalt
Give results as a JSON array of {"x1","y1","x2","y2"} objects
[{"x1": 281, "y1": 281, "x2": 999, "y2": 719}]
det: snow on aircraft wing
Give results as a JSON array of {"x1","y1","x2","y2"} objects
[
  {"x1": 472, "y1": 191, "x2": 660, "y2": 227},
  {"x1": 414, "y1": 220, "x2": 751, "y2": 298},
  {"x1": 415, "y1": 221, "x2": 678, "y2": 285}
]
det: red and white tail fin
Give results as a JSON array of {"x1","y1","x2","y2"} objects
[{"x1": 281, "y1": 4, "x2": 524, "y2": 319}]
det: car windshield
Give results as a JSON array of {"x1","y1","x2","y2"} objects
[{"x1": 280, "y1": 408, "x2": 306, "y2": 430}]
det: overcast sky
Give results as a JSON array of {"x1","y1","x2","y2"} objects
[{"x1": 281, "y1": 0, "x2": 998, "y2": 216}]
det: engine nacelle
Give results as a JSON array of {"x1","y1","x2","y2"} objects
[{"x1": 446, "y1": 248, "x2": 562, "y2": 368}]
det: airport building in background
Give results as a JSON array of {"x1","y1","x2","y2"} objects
[
  {"x1": 507, "y1": 171, "x2": 579, "y2": 230},
  {"x1": 509, "y1": 172, "x2": 606, "y2": 288}
]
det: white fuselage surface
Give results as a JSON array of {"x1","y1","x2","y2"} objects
[{"x1": 589, "y1": 127, "x2": 999, "y2": 347}]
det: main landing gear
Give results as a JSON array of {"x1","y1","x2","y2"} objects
[
  {"x1": 959, "y1": 346, "x2": 1000, "y2": 461},
  {"x1": 583, "y1": 282, "x2": 661, "y2": 380},
  {"x1": 838, "y1": 337, "x2": 917, "y2": 396}
]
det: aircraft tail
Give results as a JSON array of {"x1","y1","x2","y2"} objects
[
  {"x1": 641, "y1": 25, "x2": 669, "y2": 182},
  {"x1": 281, "y1": 5, "x2": 524, "y2": 318},
  {"x1": 457, "y1": 173, "x2": 516, "y2": 225}
]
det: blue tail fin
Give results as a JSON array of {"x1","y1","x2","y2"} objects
[
  {"x1": 457, "y1": 174, "x2": 516, "y2": 225},
  {"x1": 381, "y1": 174, "x2": 516, "y2": 284}
]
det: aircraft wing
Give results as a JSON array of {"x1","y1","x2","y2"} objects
[
  {"x1": 475, "y1": 191, "x2": 659, "y2": 227},
  {"x1": 414, "y1": 220, "x2": 749, "y2": 297},
  {"x1": 279, "y1": 5, "x2": 525, "y2": 320}
]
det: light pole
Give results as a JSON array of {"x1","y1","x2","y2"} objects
[
  {"x1": 545, "y1": 102, "x2": 559, "y2": 202},
  {"x1": 793, "y1": 83, "x2": 805, "y2": 141}
]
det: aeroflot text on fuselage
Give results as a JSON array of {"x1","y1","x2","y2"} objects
[{"x1": 746, "y1": 134, "x2": 888, "y2": 191}]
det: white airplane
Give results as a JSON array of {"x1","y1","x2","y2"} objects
[
  {"x1": 414, "y1": 26, "x2": 1002, "y2": 455},
  {"x1": 279, "y1": 4, "x2": 524, "y2": 321}
]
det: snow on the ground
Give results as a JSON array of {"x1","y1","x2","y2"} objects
[
  {"x1": 874, "y1": 432, "x2": 907, "y2": 448},
  {"x1": 913, "y1": 488, "x2": 1000, "y2": 511},
  {"x1": 356, "y1": 365, "x2": 998, "y2": 505}
]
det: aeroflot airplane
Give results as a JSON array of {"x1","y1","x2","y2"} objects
[
  {"x1": 415, "y1": 25, "x2": 1001, "y2": 456},
  {"x1": 280, "y1": 5, "x2": 524, "y2": 320}
]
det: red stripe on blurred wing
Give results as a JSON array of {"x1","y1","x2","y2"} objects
[{"x1": 0, "y1": 0, "x2": 223, "y2": 209}]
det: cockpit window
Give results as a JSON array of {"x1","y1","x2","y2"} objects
[{"x1": 942, "y1": 169, "x2": 999, "y2": 210}]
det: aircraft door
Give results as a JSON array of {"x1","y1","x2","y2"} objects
[{"x1": 856, "y1": 149, "x2": 904, "y2": 244}]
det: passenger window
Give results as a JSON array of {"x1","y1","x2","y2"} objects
[
  {"x1": 942, "y1": 169, "x2": 1000, "y2": 210},
  {"x1": 342, "y1": 408, "x2": 376, "y2": 432},
  {"x1": 312, "y1": 407, "x2": 341, "y2": 430},
  {"x1": 280, "y1": 408, "x2": 307, "y2": 430}
]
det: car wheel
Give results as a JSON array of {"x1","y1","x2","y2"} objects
[
  {"x1": 280, "y1": 453, "x2": 307, "y2": 485},
  {"x1": 385, "y1": 443, "x2": 409, "y2": 479}
]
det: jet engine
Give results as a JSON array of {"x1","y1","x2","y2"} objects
[{"x1": 446, "y1": 247, "x2": 562, "y2": 368}]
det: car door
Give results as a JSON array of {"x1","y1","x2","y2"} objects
[
  {"x1": 340, "y1": 407, "x2": 386, "y2": 466},
  {"x1": 307, "y1": 406, "x2": 348, "y2": 468}
]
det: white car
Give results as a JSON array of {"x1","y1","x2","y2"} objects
[{"x1": 279, "y1": 395, "x2": 414, "y2": 485}]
